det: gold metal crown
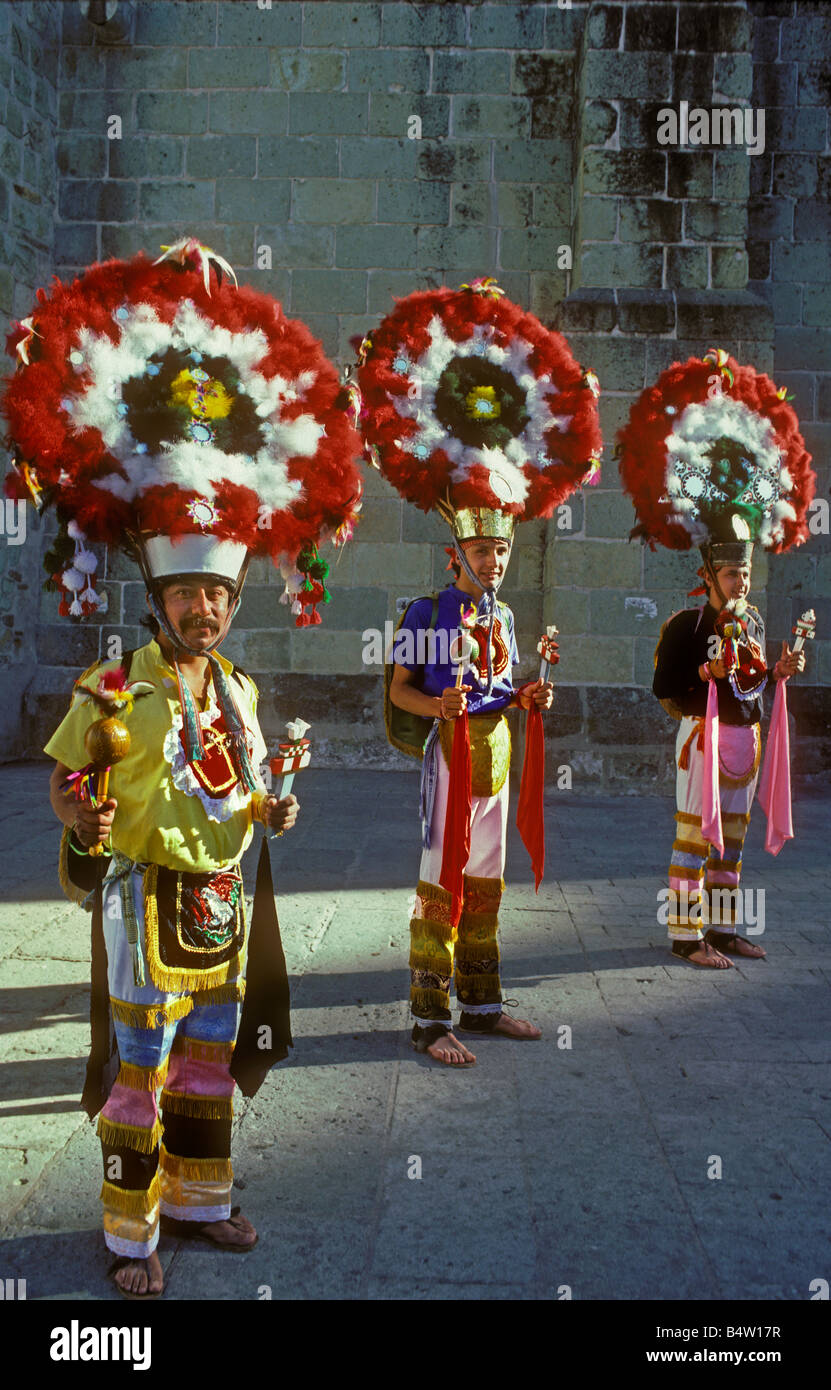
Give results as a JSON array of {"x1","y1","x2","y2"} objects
[{"x1": 436, "y1": 500, "x2": 515, "y2": 542}]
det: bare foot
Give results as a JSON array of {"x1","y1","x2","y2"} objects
[
  {"x1": 426, "y1": 1030, "x2": 476, "y2": 1066},
  {"x1": 729, "y1": 937, "x2": 766, "y2": 958},
  {"x1": 678, "y1": 941, "x2": 733, "y2": 969},
  {"x1": 491, "y1": 1013, "x2": 542, "y2": 1039},
  {"x1": 111, "y1": 1250, "x2": 163, "y2": 1298},
  {"x1": 197, "y1": 1212, "x2": 258, "y2": 1248},
  {"x1": 706, "y1": 931, "x2": 766, "y2": 959}
]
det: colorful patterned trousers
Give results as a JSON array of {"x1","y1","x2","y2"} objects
[
  {"x1": 409, "y1": 751, "x2": 509, "y2": 1022},
  {"x1": 97, "y1": 868, "x2": 243, "y2": 1259},
  {"x1": 667, "y1": 717, "x2": 761, "y2": 942}
]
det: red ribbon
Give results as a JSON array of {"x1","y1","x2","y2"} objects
[
  {"x1": 517, "y1": 699, "x2": 545, "y2": 890},
  {"x1": 439, "y1": 709, "x2": 471, "y2": 923}
]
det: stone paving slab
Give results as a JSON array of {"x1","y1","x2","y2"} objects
[{"x1": 0, "y1": 764, "x2": 829, "y2": 1301}]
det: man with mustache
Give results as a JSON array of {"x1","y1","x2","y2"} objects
[
  {"x1": 46, "y1": 555, "x2": 298, "y2": 1299},
  {"x1": 6, "y1": 236, "x2": 362, "y2": 1303}
]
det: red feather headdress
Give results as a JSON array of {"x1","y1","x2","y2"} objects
[
  {"x1": 617, "y1": 348, "x2": 814, "y2": 554},
  {"x1": 352, "y1": 278, "x2": 602, "y2": 532},
  {"x1": 3, "y1": 239, "x2": 362, "y2": 624}
]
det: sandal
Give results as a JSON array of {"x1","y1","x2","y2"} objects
[
  {"x1": 456, "y1": 1010, "x2": 502, "y2": 1034},
  {"x1": 456, "y1": 998, "x2": 538, "y2": 1036},
  {"x1": 671, "y1": 938, "x2": 732, "y2": 968},
  {"x1": 705, "y1": 929, "x2": 766, "y2": 958},
  {"x1": 411, "y1": 1022, "x2": 475, "y2": 1065},
  {"x1": 411, "y1": 1021, "x2": 450, "y2": 1052},
  {"x1": 159, "y1": 1205, "x2": 258, "y2": 1251},
  {"x1": 107, "y1": 1255, "x2": 164, "y2": 1300}
]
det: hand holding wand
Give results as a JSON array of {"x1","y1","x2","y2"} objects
[{"x1": 83, "y1": 716, "x2": 130, "y2": 856}]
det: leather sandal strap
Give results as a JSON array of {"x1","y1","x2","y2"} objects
[
  {"x1": 458, "y1": 1010, "x2": 501, "y2": 1033},
  {"x1": 705, "y1": 928, "x2": 734, "y2": 949},
  {"x1": 672, "y1": 938, "x2": 705, "y2": 959},
  {"x1": 411, "y1": 1022, "x2": 450, "y2": 1052}
]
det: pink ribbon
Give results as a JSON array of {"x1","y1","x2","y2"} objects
[
  {"x1": 758, "y1": 678, "x2": 793, "y2": 856},
  {"x1": 701, "y1": 677, "x2": 723, "y2": 858}
]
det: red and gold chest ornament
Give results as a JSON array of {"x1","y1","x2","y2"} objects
[
  {"x1": 715, "y1": 604, "x2": 768, "y2": 702},
  {"x1": 181, "y1": 709, "x2": 240, "y2": 799},
  {"x1": 162, "y1": 686, "x2": 261, "y2": 823},
  {"x1": 468, "y1": 615, "x2": 510, "y2": 683}
]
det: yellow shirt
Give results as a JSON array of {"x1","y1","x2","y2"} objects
[{"x1": 44, "y1": 640, "x2": 268, "y2": 873}]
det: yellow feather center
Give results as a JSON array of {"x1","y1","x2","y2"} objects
[
  {"x1": 169, "y1": 369, "x2": 233, "y2": 420},
  {"x1": 464, "y1": 385, "x2": 500, "y2": 421}
]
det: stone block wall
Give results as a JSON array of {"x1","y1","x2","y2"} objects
[
  {"x1": 1, "y1": 1, "x2": 828, "y2": 786},
  {"x1": 0, "y1": 2, "x2": 60, "y2": 759},
  {"x1": 746, "y1": 0, "x2": 831, "y2": 776}
]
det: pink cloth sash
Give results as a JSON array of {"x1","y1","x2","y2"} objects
[
  {"x1": 758, "y1": 677, "x2": 793, "y2": 856},
  {"x1": 701, "y1": 677, "x2": 723, "y2": 857}
]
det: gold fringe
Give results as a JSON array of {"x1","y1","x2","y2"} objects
[
  {"x1": 458, "y1": 910, "x2": 500, "y2": 934},
  {"x1": 409, "y1": 915, "x2": 456, "y2": 944},
  {"x1": 159, "y1": 1144, "x2": 232, "y2": 1183},
  {"x1": 669, "y1": 863, "x2": 704, "y2": 880},
  {"x1": 146, "y1": 966, "x2": 238, "y2": 994},
  {"x1": 456, "y1": 975, "x2": 502, "y2": 1003},
  {"x1": 171, "y1": 1036, "x2": 235, "y2": 1064},
  {"x1": 720, "y1": 835, "x2": 746, "y2": 852},
  {"x1": 96, "y1": 1114, "x2": 163, "y2": 1154},
  {"x1": 110, "y1": 995, "x2": 194, "y2": 1029},
  {"x1": 58, "y1": 825, "x2": 90, "y2": 907},
  {"x1": 191, "y1": 980, "x2": 246, "y2": 1007},
  {"x1": 462, "y1": 874, "x2": 505, "y2": 895},
  {"x1": 456, "y1": 940, "x2": 501, "y2": 965},
  {"x1": 100, "y1": 1173, "x2": 160, "y2": 1217},
  {"x1": 675, "y1": 811, "x2": 702, "y2": 826},
  {"x1": 159, "y1": 1091, "x2": 234, "y2": 1121},
  {"x1": 408, "y1": 949, "x2": 454, "y2": 974},
  {"x1": 409, "y1": 987, "x2": 450, "y2": 1015},
  {"x1": 116, "y1": 1059, "x2": 170, "y2": 1092},
  {"x1": 143, "y1": 864, "x2": 243, "y2": 994},
  {"x1": 416, "y1": 879, "x2": 454, "y2": 907},
  {"x1": 673, "y1": 836, "x2": 707, "y2": 855}
]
